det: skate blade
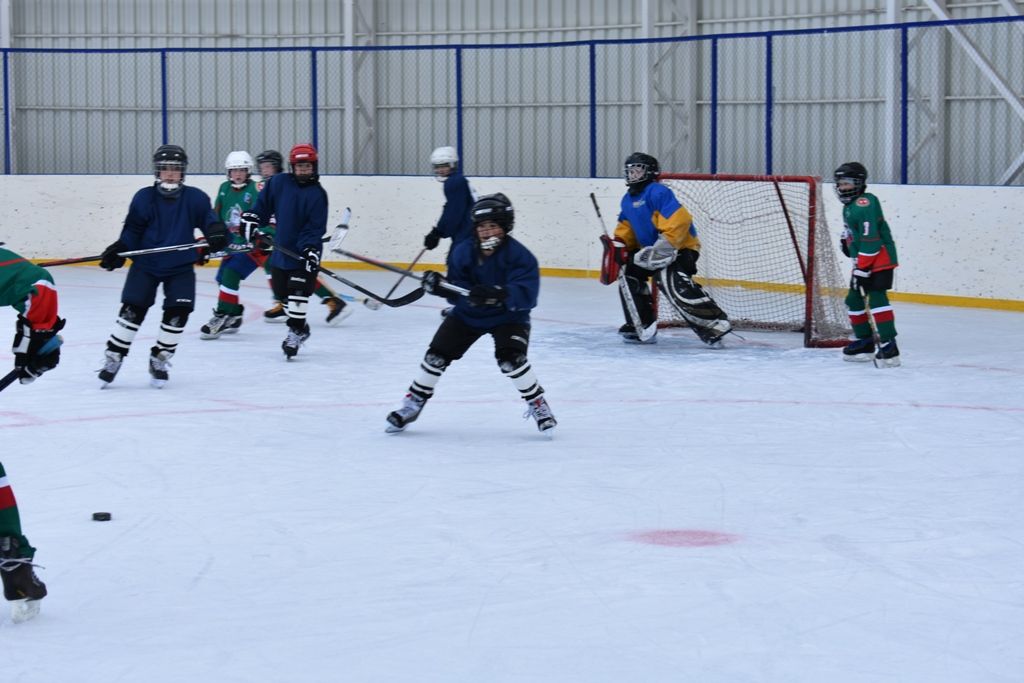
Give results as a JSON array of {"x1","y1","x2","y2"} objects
[
  {"x1": 11, "y1": 599, "x2": 41, "y2": 624},
  {"x1": 843, "y1": 355, "x2": 875, "y2": 363},
  {"x1": 385, "y1": 423, "x2": 406, "y2": 433},
  {"x1": 874, "y1": 356, "x2": 901, "y2": 369},
  {"x1": 150, "y1": 378, "x2": 168, "y2": 389}
]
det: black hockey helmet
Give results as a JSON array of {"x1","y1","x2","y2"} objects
[
  {"x1": 471, "y1": 192, "x2": 514, "y2": 232},
  {"x1": 834, "y1": 161, "x2": 868, "y2": 205},
  {"x1": 256, "y1": 149, "x2": 284, "y2": 174},
  {"x1": 153, "y1": 144, "x2": 187, "y2": 197},
  {"x1": 624, "y1": 152, "x2": 660, "y2": 190}
]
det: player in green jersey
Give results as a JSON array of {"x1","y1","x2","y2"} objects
[
  {"x1": 835, "y1": 162, "x2": 900, "y2": 366},
  {"x1": 1, "y1": 246, "x2": 62, "y2": 620}
]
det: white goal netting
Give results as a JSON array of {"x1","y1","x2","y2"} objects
[{"x1": 657, "y1": 174, "x2": 851, "y2": 347}]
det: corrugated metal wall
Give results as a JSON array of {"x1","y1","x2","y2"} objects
[{"x1": 3, "y1": 0, "x2": 1023, "y2": 184}]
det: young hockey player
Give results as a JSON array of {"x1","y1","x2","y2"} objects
[
  {"x1": 255, "y1": 149, "x2": 351, "y2": 326},
  {"x1": 0, "y1": 462, "x2": 47, "y2": 622},
  {"x1": 422, "y1": 146, "x2": 475, "y2": 263},
  {"x1": 1, "y1": 246, "x2": 63, "y2": 621},
  {"x1": 199, "y1": 150, "x2": 261, "y2": 339},
  {"x1": 240, "y1": 143, "x2": 328, "y2": 359},
  {"x1": 386, "y1": 193, "x2": 557, "y2": 434},
  {"x1": 835, "y1": 161, "x2": 900, "y2": 366},
  {"x1": 97, "y1": 144, "x2": 228, "y2": 387},
  {"x1": 614, "y1": 152, "x2": 731, "y2": 346}
]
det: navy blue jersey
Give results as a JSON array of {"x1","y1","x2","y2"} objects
[
  {"x1": 445, "y1": 237, "x2": 539, "y2": 329},
  {"x1": 118, "y1": 185, "x2": 220, "y2": 277},
  {"x1": 250, "y1": 173, "x2": 328, "y2": 270},
  {"x1": 435, "y1": 171, "x2": 474, "y2": 246}
]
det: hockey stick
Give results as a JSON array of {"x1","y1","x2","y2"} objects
[
  {"x1": 589, "y1": 192, "x2": 656, "y2": 342},
  {"x1": 0, "y1": 369, "x2": 19, "y2": 392},
  {"x1": 0, "y1": 334, "x2": 63, "y2": 392},
  {"x1": 330, "y1": 247, "x2": 470, "y2": 296},
  {"x1": 38, "y1": 241, "x2": 210, "y2": 268},
  {"x1": 857, "y1": 283, "x2": 889, "y2": 369},
  {"x1": 267, "y1": 239, "x2": 425, "y2": 307},
  {"x1": 384, "y1": 247, "x2": 428, "y2": 298}
]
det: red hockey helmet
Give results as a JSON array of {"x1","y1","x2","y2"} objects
[{"x1": 288, "y1": 143, "x2": 319, "y2": 185}]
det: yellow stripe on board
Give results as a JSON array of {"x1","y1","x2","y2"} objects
[{"x1": 30, "y1": 259, "x2": 1024, "y2": 312}]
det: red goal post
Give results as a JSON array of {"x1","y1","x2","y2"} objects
[{"x1": 656, "y1": 173, "x2": 851, "y2": 348}]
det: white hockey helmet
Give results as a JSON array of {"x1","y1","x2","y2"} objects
[
  {"x1": 429, "y1": 146, "x2": 458, "y2": 181},
  {"x1": 225, "y1": 150, "x2": 254, "y2": 188}
]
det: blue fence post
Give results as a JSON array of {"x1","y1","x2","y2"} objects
[
  {"x1": 2, "y1": 51, "x2": 10, "y2": 174},
  {"x1": 311, "y1": 48, "x2": 319, "y2": 150},
  {"x1": 455, "y1": 47, "x2": 464, "y2": 173},
  {"x1": 765, "y1": 34, "x2": 774, "y2": 175},
  {"x1": 160, "y1": 50, "x2": 168, "y2": 144},
  {"x1": 710, "y1": 38, "x2": 718, "y2": 175},
  {"x1": 900, "y1": 27, "x2": 909, "y2": 185},
  {"x1": 589, "y1": 42, "x2": 597, "y2": 178}
]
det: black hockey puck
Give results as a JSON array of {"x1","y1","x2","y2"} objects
[{"x1": 91, "y1": 512, "x2": 112, "y2": 521}]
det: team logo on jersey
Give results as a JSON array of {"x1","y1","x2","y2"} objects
[
  {"x1": 856, "y1": 197, "x2": 870, "y2": 207},
  {"x1": 632, "y1": 199, "x2": 647, "y2": 208},
  {"x1": 244, "y1": 192, "x2": 253, "y2": 204}
]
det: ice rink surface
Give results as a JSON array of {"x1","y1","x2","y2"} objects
[{"x1": 2, "y1": 265, "x2": 1022, "y2": 682}]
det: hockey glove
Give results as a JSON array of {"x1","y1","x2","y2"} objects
[
  {"x1": 423, "y1": 230, "x2": 442, "y2": 250},
  {"x1": 239, "y1": 211, "x2": 262, "y2": 243},
  {"x1": 12, "y1": 316, "x2": 65, "y2": 384},
  {"x1": 633, "y1": 237, "x2": 677, "y2": 271},
  {"x1": 852, "y1": 268, "x2": 872, "y2": 289},
  {"x1": 302, "y1": 246, "x2": 320, "y2": 275},
  {"x1": 467, "y1": 284, "x2": 507, "y2": 307},
  {"x1": 205, "y1": 223, "x2": 229, "y2": 253},
  {"x1": 99, "y1": 240, "x2": 128, "y2": 271},
  {"x1": 252, "y1": 230, "x2": 273, "y2": 254},
  {"x1": 421, "y1": 270, "x2": 447, "y2": 296},
  {"x1": 840, "y1": 227, "x2": 853, "y2": 258},
  {"x1": 195, "y1": 246, "x2": 210, "y2": 266}
]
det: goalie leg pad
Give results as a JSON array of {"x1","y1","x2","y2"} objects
[
  {"x1": 620, "y1": 267, "x2": 657, "y2": 327},
  {"x1": 656, "y1": 267, "x2": 732, "y2": 343}
]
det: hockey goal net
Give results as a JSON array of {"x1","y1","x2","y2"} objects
[{"x1": 656, "y1": 173, "x2": 851, "y2": 347}]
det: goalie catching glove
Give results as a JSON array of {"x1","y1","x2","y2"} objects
[
  {"x1": 633, "y1": 237, "x2": 677, "y2": 271},
  {"x1": 12, "y1": 316, "x2": 65, "y2": 384}
]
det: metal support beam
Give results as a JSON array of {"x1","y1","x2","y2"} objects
[{"x1": 922, "y1": 0, "x2": 1024, "y2": 184}]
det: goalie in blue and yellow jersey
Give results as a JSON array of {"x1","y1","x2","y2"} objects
[{"x1": 611, "y1": 152, "x2": 730, "y2": 346}]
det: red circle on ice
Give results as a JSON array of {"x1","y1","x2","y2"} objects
[{"x1": 627, "y1": 529, "x2": 738, "y2": 547}]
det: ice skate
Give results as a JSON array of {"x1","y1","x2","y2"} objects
[
  {"x1": 98, "y1": 349, "x2": 124, "y2": 387},
  {"x1": 386, "y1": 393, "x2": 426, "y2": 433},
  {"x1": 2, "y1": 537, "x2": 46, "y2": 622},
  {"x1": 842, "y1": 337, "x2": 875, "y2": 362},
  {"x1": 525, "y1": 395, "x2": 557, "y2": 434},
  {"x1": 282, "y1": 324, "x2": 311, "y2": 360},
  {"x1": 619, "y1": 323, "x2": 657, "y2": 344},
  {"x1": 148, "y1": 347, "x2": 173, "y2": 388},
  {"x1": 875, "y1": 340, "x2": 901, "y2": 368},
  {"x1": 323, "y1": 297, "x2": 353, "y2": 326},
  {"x1": 263, "y1": 302, "x2": 287, "y2": 323},
  {"x1": 200, "y1": 308, "x2": 243, "y2": 339}
]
